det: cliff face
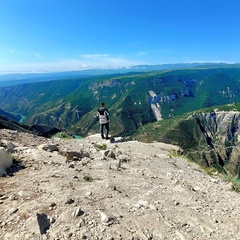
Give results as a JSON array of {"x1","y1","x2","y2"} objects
[
  {"x1": 191, "y1": 111, "x2": 240, "y2": 177},
  {"x1": 135, "y1": 105, "x2": 240, "y2": 178}
]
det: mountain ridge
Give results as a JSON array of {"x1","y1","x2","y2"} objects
[
  {"x1": 1, "y1": 66, "x2": 240, "y2": 137},
  {"x1": 0, "y1": 62, "x2": 238, "y2": 87}
]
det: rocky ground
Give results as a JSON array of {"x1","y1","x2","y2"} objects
[{"x1": 0, "y1": 129, "x2": 240, "y2": 240}]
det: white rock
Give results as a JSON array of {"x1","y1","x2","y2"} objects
[
  {"x1": 6, "y1": 141, "x2": 16, "y2": 152},
  {"x1": 9, "y1": 194, "x2": 18, "y2": 200},
  {"x1": 118, "y1": 154, "x2": 130, "y2": 162},
  {"x1": 0, "y1": 147, "x2": 13, "y2": 176},
  {"x1": 97, "y1": 210, "x2": 110, "y2": 224},
  {"x1": 9, "y1": 208, "x2": 18, "y2": 214},
  {"x1": 18, "y1": 191, "x2": 36, "y2": 199},
  {"x1": 136, "y1": 200, "x2": 149, "y2": 208},
  {"x1": 85, "y1": 191, "x2": 92, "y2": 197}
]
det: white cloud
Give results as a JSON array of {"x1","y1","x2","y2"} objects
[
  {"x1": 34, "y1": 53, "x2": 44, "y2": 59},
  {"x1": 0, "y1": 54, "x2": 141, "y2": 73},
  {"x1": 81, "y1": 54, "x2": 109, "y2": 59},
  {"x1": 136, "y1": 51, "x2": 148, "y2": 56}
]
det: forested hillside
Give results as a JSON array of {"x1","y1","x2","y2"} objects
[{"x1": 0, "y1": 66, "x2": 240, "y2": 137}]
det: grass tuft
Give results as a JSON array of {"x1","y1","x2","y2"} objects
[
  {"x1": 83, "y1": 175, "x2": 93, "y2": 182},
  {"x1": 52, "y1": 132, "x2": 72, "y2": 139},
  {"x1": 94, "y1": 143, "x2": 107, "y2": 151}
]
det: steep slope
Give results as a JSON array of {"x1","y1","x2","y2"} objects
[
  {"x1": 0, "y1": 109, "x2": 21, "y2": 122},
  {"x1": 134, "y1": 103, "x2": 240, "y2": 178},
  {"x1": 0, "y1": 113, "x2": 60, "y2": 137},
  {"x1": 1, "y1": 67, "x2": 240, "y2": 136},
  {"x1": 0, "y1": 129, "x2": 240, "y2": 239}
]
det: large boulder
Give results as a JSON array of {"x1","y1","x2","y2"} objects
[{"x1": 0, "y1": 147, "x2": 13, "y2": 176}]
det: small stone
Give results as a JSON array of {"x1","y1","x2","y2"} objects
[
  {"x1": 136, "y1": 200, "x2": 149, "y2": 208},
  {"x1": 49, "y1": 203, "x2": 57, "y2": 210},
  {"x1": 61, "y1": 149, "x2": 83, "y2": 160},
  {"x1": 38, "y1": 144, "x2": 59, "y2": 152},
  {"x1": 118, "y1": 154, "x2": 130, "y2": 162},
  {"x1": 18, "y1": 191, "x2": 36, "y2": 199},
  {"x1": 68, "y1": 163, "x2": 75, "y2": 168},
  {"x1": 6, "y1": 141, "x2": 15, "y2": 152},
  {"x1": 97, "y1": 210, "x2": 117, "y2": 226},
  {"x1": 49, "y1": 203, "x2": 57, "y2": 208},
  {"x1": 65, "y1": 198, "x2": 74, "y2": 204},
  {"x1": 9, "y1": 208, "x2": 19, "y2": 214},
  {"x1": 85, "y1": 191, "x2": 92, "y2": 197},
  {"x1": 76, "y1": 218, "x2": 85, "y2": 228},
  {"x1": 37, "y1": 213, "x2": 51, "y2": 235},
  {"x1": 74, "y1": 208, "x2": 84, "y2": 217},
  {"x1": 0, "y1": 195, "x2": 8, "y2": 200},
  {"x1": 9, "y1": 194, "x2": 18, "y2": 200},
  {"x1": 49, "y1": 217, "x2": 56, "y2": 223}
]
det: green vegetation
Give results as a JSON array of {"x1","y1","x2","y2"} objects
[
  {"x1": 197, "y1": 165, "x2": 220, "y2": 176},
  {"x1": 12, "y1": 157, "x2": 23, "y2": 164},
  {"x1": 133, "y1": 102, "x2": 240, "y2": 180},
  {"x1": 94, "y1": 143, "x2": 107, "y2": 151},
  {"x1": 1, "y1": 66, "x2": 240, "y2": 138},
  {"x1": 231, "y1": 180, "x2": 240, "y2": 193},
  {"x1": 222, "y1": 174, "x2": 240, "y2": 193},
  {"x1": 52, "y1": 132, "x2": 72, "y2": 139},
  {"x1": 83, "y1": 175, "x2": 93, "y2": 182},
  {"x1": 2, "y1": 65, "x2": 240, "y2": 190}
]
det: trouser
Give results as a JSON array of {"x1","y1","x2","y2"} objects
[{"x1": 100, "y1": 122, "x2": 109, "y2": 138}]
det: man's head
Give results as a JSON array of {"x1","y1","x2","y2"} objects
[{"x1": 101, "y1": 102, "x2": 105, "y2": 107}]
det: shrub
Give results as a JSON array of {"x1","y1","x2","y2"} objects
[
  {"x1": 94, "y1": 143, "x2": 107, "y2": 151},
  {"x1": 83, "y1": 175, "x2": 93, "y2": 182},
  {"x1": 52, "y1": 132, "x2": 72, "y2": 139}
]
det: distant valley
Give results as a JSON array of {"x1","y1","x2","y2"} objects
[
  {"x1": 1, "y1": 64, "x2": 240, "y2": 179},
  {"x1": 1, "y1": 64, "x2": 240, "y2": 138},
  {"x1": 0, "y1": 62, "x2": 236, "y2": 86}
]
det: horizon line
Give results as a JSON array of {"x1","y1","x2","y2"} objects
[{"x1": 0, "y1": 61, "x2": 238, "y2": 75}]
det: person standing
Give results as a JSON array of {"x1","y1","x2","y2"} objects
[{"x1": 97, "y1": 102, "x2": 110, "y2": 139}]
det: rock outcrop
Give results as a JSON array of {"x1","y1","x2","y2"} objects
[
  {"x1": 192, "y1": 111, "x2": 240, "y2": 176},
  {"x1": 0, "y1": 114, "x2": 60, "y2": 138},
  {"x1": 0, "y1": 147, "x2": 13, "y2": 176},
  {"x1": 0, "y1": 129, "x2": 240, "y2": 239}
]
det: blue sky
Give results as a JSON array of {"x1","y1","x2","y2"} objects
[{"x1": 0, "y1": 0, "x2": 240, "y2": 73}]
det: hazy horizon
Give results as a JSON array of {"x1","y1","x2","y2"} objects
[{"x1": 0, "y1": 61, "x2": 238, "y2": 76}]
